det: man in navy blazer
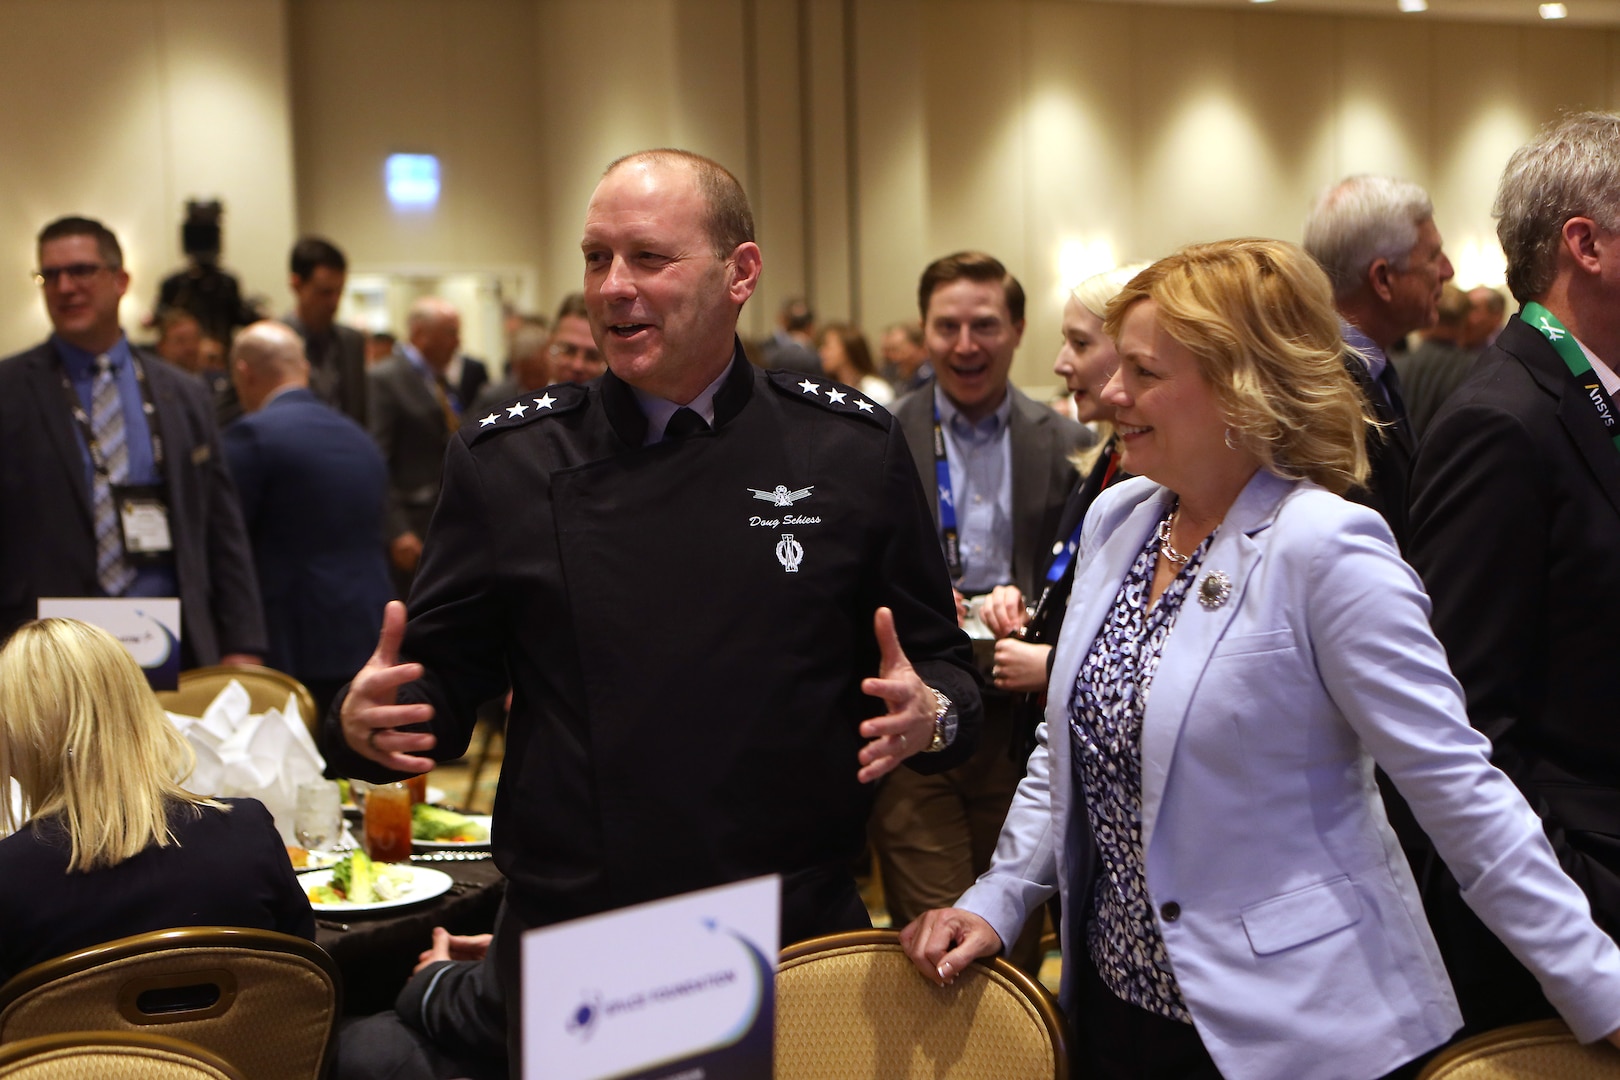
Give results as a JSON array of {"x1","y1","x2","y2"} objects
[
  {"x1": 224, "y1": 321, "x2": 392, "y2": 716},
  {"x1": 0, "y1": 216, "x2": 264, "y2": 666},
  {"x1": 1409, "y1": 111, "x2": 1620, "y2": 1035}
]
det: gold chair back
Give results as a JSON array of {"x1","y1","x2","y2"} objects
[
  {"x1": 156, "y1": 665, "x2": 319, "y2": 738},
  {"x1": 0, "y1": 927, "x2": 338, "y2": 1080},
  {"x1": 1418, "y1": 1019, "x2": 1620, "y2": 1079},
  {"x1": 0, "y1": 1031, "x2": 245, "y2": 1080},
  {"x1": 775, "y1": 929, "x2": 1066, "y2": 1080}
]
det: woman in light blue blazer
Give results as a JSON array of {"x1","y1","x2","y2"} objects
[{"x1": 901, "y1": 239, "x2": 1620, "y2": 1080}]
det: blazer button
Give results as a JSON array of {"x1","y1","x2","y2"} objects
[{"x1": 1160, "y1": 901, "x2": 1181, "y2": 923}]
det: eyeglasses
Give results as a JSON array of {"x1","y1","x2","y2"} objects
[
  {"x1": 34, "y1": 263, "x2": 109, "y2": 287},
  {"x1": 549, "y1": 341, "x2": 602, "y2": 364}
]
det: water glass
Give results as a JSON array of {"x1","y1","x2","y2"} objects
[{"x1": 293, "y1": 779, "x2": 342, "y2": 852}]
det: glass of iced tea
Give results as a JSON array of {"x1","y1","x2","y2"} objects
[
  {"x1": 364, "y1": 781, "x2": 413, "y2": 863},
  {"x1": 404, "y1": 773, "x2": 429, "y2": 805}
]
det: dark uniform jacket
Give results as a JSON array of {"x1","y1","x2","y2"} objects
[{"x1": 326, "y1": 345, "x2": 981, "y2": 939}]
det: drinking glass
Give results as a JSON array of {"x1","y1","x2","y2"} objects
[
  {"x1": 293, "y1": 779, "x2": 342, "y2": 852},
  {"x1": 364, "y1": 781, "x2": 414, "y2": 863}
]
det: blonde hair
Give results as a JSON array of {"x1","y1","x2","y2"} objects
[
  {"x1": 1103, "y1": 239, "x2": 1369, "y2": 495},
  {"x1": 1067, "y1": 263, "x2": 1148, "y2": 472},
  {"x1": 0, "y1": 619, "x2": 223, "y2": 871}
]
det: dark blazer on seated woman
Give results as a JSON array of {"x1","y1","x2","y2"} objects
[
  {"x1": 0, "y1": 797, "x2": 314, "y2": 983},
  {"x1": 957, "y1": 471, "x2": 1620, "y2": 1079}
]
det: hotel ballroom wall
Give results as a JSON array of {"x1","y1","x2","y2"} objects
[{"x1": 2, "y1": 0, "x2": 1618, "y2": 389}]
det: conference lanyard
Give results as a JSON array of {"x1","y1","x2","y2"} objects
[
  {"x1": 931, "y1": 403, "x2": 963, "y2": 581},
  {"x1": 57, "y1": 351, "x2": 166, "y2": 477},
  {"x1": 1521, "y1": 302, "x2": 1620, "y2": 454}
]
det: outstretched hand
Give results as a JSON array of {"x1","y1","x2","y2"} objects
[
  {"x1": 340, "y1": 600, "x2": 436, "y2": 773},
  {"x1": 899, "y1": 907, "x2": 1003, "y2": 986},
  {"x1": 857, "y1": 606, "x2": 939, "y2": 783}
]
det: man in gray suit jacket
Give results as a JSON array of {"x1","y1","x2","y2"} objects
[
  {"x1": 369, "y1": 297, "x2": 462, "y2": 597},
  {"x1": 0, "y1": 216, "x2": 265, "y2": 666},
  {"x1": 282, "y1": 236, "x2": 368, "y2": 425},
  {"x1": 873, "y1": 251, "x2": 1088, "y2": 970}
]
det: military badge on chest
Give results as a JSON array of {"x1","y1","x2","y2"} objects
[{"x1": 747, "y1": 483, "x2": 822, "y2": 573}]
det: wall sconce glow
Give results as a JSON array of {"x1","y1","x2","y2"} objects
[
  {"x1": 1398, "y1": 0, "x2": 1427, "y2": 11},
  {"x1": 386, "y1": 154, "x2": 441, "y2": 208},
  {"x1": 1451, "y1": 235, "x2": 1507, "y2": 291},
  {"x1": 1056, "y1": 238, "x2": 1119, "y2": 296},
  {"x1": 1539, "y1": 3, "x2": 1567, "y2": 17}
]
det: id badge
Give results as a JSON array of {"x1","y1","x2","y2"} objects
[{"x1": 115, "y1": 485, "x2": 173, "y2": 560}]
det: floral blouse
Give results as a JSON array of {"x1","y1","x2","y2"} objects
[{"x1": 1068, "y1": 522, "x2": 1210, "y2": 1023}]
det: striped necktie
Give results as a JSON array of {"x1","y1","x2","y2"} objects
[{"x1": 90, "y1": 356, "x2": 137, "y2": 595}]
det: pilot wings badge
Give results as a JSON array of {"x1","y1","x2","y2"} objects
[{"x1": 748, "y1": 484, "x2": 814, "y2": 507}]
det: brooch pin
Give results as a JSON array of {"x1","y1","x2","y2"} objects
[{"x1": 1198, "y1": 571, "x2": 1231, "y2": 610}]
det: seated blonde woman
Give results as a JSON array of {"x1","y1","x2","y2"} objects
[{"x1": 0, "y1": 618, "x2": 313, "y2": 983}]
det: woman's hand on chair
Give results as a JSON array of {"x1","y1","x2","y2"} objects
[{"x1": 899, "y1": 907, "x2": 1003, "y2": 987}]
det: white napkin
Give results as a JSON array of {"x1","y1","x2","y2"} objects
[{"x1": 167, "y1": 680, "x2": 327, "y2": 843}]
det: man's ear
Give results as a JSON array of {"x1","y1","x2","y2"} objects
[
  {"x1": 1561, "y1": 217, "x2": 1604, "y2": 277},
  {"x1": 1367, "y1": 258, "x2": 1395, "y2": 304},
  {"x1": 728, "y1": 242, "x2": 762, "y2": 305}
]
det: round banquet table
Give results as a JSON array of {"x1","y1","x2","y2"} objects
[{"x1": 314, "y1": 855, "x2": 505, "y2": 1016}]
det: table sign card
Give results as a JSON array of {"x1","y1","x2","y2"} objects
[
  {"x1": 37, "y1": 597, "x2": 182, "y2": 690},
  {"x1": 522, "y1": 874, "x2": 779, "y2": 1080}
]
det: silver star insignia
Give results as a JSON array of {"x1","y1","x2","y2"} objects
[
  {"x1": 507, "y1": 401, "x2": 529, "y2": 418},
  {"x1": 825, "y1": 387, "x2": 847, "y2": 404},
  {"x1": 855, "y1": 399, "x2": 874, "y2": 412},
  {"x1": 798, "y1": 379, "x2": 821, "y2": 395},
  {"x1": 534, "y1": 393, "x2": 556, "y2": 410},
  {"x1": 479, "y1": 413, "x2": 499, "y2": 427}
]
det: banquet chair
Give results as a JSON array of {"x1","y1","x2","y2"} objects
[
  {"x1": 157, "y1": 665, "x2": 319, "y2": 739},
  {"x1": 775, "y1": 929, "x2": 1066, "y2": 1080},
  {"x1": 0, "y1": 927, "x2": 339, "y2": 1080},
  {"x1": 1418, "y1": 1018, "x2": 1620, "y2": 1078},
  {"x1": 0, "y1": 1031, "x2": 246, "y2": 1080}
]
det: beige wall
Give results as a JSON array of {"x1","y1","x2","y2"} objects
[
  {"x1": 0, "y1": 0, "x2": 295, "y2": 354},
  {"x1": 2, "y1": 0, "x2": 1618, "y2": 391}
]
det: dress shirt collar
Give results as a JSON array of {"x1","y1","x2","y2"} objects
[
  {"x1": 1340, "y1": 319, "x2": 1388, "y2": 381},
  {"x1": 1576, "y1": 335, "x2": 1620, "y2": 397},
  {"x1": 53, "y1": 333, "x2": 132, "y2": 379},
  {"x1": 633, "y1": 360, "x2": 733, "y2": 445},
  {"x1": 934, "y1": 383, "x2": 1012, "y2": 444}
]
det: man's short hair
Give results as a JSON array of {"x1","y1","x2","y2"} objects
[
  {"x1": 553, "y1": 292, "x2": 588, "y2": 324},
  {"x1": 1302, "y1": 175, "x2": 1434, "y2": 300},
  {"x1": 509, "y1": 324, "x2": 551, "y2": 362},
  {"x1": 38, "y1": 217, "x2": 123, "y2": 272},
  {"x1": 1494, "y1": 111, "x2": 1620, "y2": 303},
  {"x1": 917, "y1": 251, "x2": 1025, "y2": 323},
  {"x1": 779, "y1": 297, "x2": 814, "y2": 333},
  {"x1": 1434, "y1": 283, "x2": 1470, "y2": 329},
  {"x1": 289, "y1": 236, "x2": 348, "y2": 280},
  {"x1": 604, "y1": 149, "x2": 755, "y2": 259},
  {"x1": 885, "y1": 320, "x2": 924, "y2": 348},
  {"x1": 157, "y1": 308, "x2": 200, "y2": 338}
]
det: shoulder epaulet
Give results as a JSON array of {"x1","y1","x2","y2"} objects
[
  {"x1": 766, "y1": 370, "x2": 890, "y2": 427},
  {"x1": 464, "y1": 383, "x2": 589, "y2": 444}
]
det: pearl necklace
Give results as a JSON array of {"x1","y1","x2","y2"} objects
[{"x1": 1156, "y1": 505, "x2": 1191, "y2": 567}]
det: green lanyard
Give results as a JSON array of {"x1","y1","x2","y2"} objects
[{"x1": 1521, "y1": 301, "x2": 1620, "y2": 453}]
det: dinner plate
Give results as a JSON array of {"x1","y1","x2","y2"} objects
[
  {"x1": 290, "y1": 848, "x2": 347, "y2": 873},
  {"x1": 414, "y1": 814, "x2": 493, "y2": 852},
  {"x1": 302, "y1": 865, "x2": 454, "y2": 911}
]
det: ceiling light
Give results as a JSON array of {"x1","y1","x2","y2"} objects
[
  {"x1": 1398, "y1": 0, "x2": 1428, "y2": 11},
  {"x1": 1539, "y1": 3, "x2": 1567, "y2": 17},
  {"x1": 1250, "y1": 0, "x2": 1278, "y2": 5}
]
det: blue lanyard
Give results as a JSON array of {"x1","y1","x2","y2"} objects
[{"x1": 931, "y1": 403, "x2": 963, "y2": 581}]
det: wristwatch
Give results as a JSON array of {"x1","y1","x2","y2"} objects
[{"x1": 925, "y1": 687, "x2": 956, "y2": 752}]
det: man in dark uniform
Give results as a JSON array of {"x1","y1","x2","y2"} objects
[{"x1": 324, "y1": 149, "x2": 981, "y2": 1065}]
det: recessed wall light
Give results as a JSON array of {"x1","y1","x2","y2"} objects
[
  {"x1": 1539, "y1": 3, "x2": 1568, "y2": 17},
  {"x1": 1250, "y1": 0, "x2": 1278, "y2": 5},
  {"x1": 386, "y1": 154, "x2": 440, "y2": 209},
  {"x1": 1398, "y1": 0, "x2": 1428, "y2": 11}
]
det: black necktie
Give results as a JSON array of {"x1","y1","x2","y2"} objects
[
  {"x1": 1377, "y1": 362, "x2": 1415, "y2": 449},
  {"x1": 663, "y1": 406, "x2": 709, "y2": 442}
]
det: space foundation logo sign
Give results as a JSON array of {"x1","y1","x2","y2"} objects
[{"x1": 524, "y1": 876, "x2": 779, "y2": 1079}]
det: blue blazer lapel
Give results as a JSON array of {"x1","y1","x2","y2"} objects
[{"x1": 1138, "y1": 471, "x2": 1291, "y2": 850}]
